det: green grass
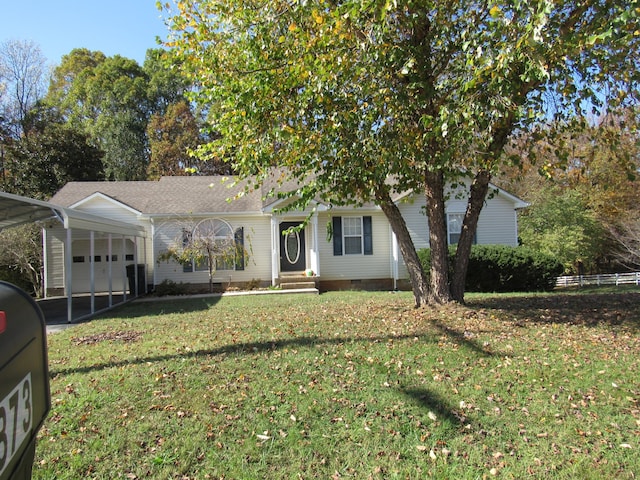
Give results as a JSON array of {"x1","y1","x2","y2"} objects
[{"x1": 36, "y1": 290, "x2": 640, "y2": 479}]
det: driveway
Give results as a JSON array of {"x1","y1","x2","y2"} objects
[{"x1": 38, "y1": 294, "x2": 128, "y2": 334}]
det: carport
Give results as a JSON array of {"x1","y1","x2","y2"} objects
[{"x1": 0, "y1": 191, "x2": 146, "y2": 323}]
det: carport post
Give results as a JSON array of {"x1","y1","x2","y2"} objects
[
  {"x1": 65, "y1": 228, "x2": 73, "y2": 323},
  {"x1": 133, "y1": 236, "x2": 138, "y2": 296},
  {"x1": 122, "y1": 235, "x2": 127, "y2": 301},
  {"x1": 108, "y1": 234, "x2": 113, "y2": 308},
  {"x1": 90, "y1": 230, "x2": 95, "y2": 314}
]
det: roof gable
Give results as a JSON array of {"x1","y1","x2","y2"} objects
[
  {"x1": 393, "y1": 181, "x2": 528, "y2": 209},
  {"x1": 70, "y1": 192, "x2": 142, "y2": 215}
]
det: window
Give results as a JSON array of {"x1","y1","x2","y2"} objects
[
  {"x1": 447, "y1": 213, "x2": 477, "y2": 245},
  {"x1": 343, "y1": 217, "x2": 363, "y2": 254},
  {"x1": 332, "y1": 216, "x2": 373, "y2": 256},
  {"x1": 181, "y1": 221, "x2": 245, "y2": 272},
  {"x1": 72, "y1": 256, "x2": 85, "y2": 263},
  {"x1": 195, "y1": 256, "x2": 209, "y2": 272},
  {"x1": 448, "y1": 213, "x2": 464, "y2": 245}
]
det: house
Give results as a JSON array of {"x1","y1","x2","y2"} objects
[{"x1": 44, "y1": 174, "x2": 528, "y2": 296}]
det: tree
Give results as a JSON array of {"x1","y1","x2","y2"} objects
[
  {"x1": 498, "y1": 110, "x2": 640, "y2": 272},
  {"x1": 0, "y1": 224, "x2": 43, "y2": 297},
  {"x1": 148, "y1": 100, "x2": 200, "y2": 178},
  {"x1": 158, "y1": 218, "x2": 247, "y2": 293},
  {"x1": 45, "y1": 51, "x2": 151, "y2": 180},
  {"x1": 163, "y1": 0, "x2": 640, "y2": 306},
  {"x1": 3, "y1": 104, "x2": 104, "y2": 198},
  {"x1": 0, "y1": 39, "x2": 49, "y2": 138},
  {"x1": 519, "y1": 187, "x2": 607, "y2": 274},
  {"x1": 143, "y1": 48, "x2": 192, "y2": 114},
  {"x1": 45, "y1": 48, "x2": 198, "y2": 181},
  {"x1": 608, "y1": 216, "x2": 640, "y2": 270}
]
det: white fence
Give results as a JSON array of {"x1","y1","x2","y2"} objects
[{"x1": 556, "y1": 272, "x2": 640, "y2": 288}]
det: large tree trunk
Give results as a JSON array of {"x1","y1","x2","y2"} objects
[
  {"x1": 451, "y1": 169, "x2": 492, "y2": 302},
  {"x1": 377, "y1": 191, "x2": 430, "y2": 308},
  {"x1": 424, "y1": 169, "x2": 452, "y2": 304}
]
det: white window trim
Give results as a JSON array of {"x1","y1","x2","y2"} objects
[
  {"x1": 183, "y1": 219, "x2": 237, "y2": 272},
  {"x1": 342, "y1": 216, "x2": 364, "y2": 255},
  {"x1": 447, "y1": 212, "x2": 464, "y2": 245}
]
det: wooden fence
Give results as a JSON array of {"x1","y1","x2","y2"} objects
[{"x1": 556, "y1": 272, "x2": 640, "y2": 288}]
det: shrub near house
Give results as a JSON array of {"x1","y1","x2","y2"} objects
[{"x1": 419, "y1": 245, "x2": 563, "y2": 293}]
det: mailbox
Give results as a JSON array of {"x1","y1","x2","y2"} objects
[{"x1": 0, "y1": 282, "x2": 50, "y2": 480}]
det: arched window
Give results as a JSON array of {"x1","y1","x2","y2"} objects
[{"x1": 192, "y1": 219, "x2": 236, "y2": 271}]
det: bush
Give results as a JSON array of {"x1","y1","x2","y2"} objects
[
  {"x1": 0, "y1": 266, "x2": 34, "y2": 294},
  {"x1": 154, "y1": 279, "x2": 189, "y2": 296},
  {"x1": 418, "y1": 245, "x2": 564, "y2": 292}
]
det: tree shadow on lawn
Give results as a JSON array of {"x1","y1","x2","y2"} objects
[
  {"x1": 401, "y1": 386, "x2": 474, "y2": 429},
  {"x1": 50, "y1": 325, "x2": 502, "y2": 378},
  {"x1": 97, "y1": 295, "x2": 224, "y2": 319},
  {"x1": 468, "y1": 291, "x2": 640, "y2": 331}
]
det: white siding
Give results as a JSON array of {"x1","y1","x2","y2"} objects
[
  {"x1": 44, "y1": 227, "x2": 65, "y2": 291},
  {"x1": 396, "y1": 188, "x2": 521, "y2": 280},
  {"x1": 316, "y1": 210, "x2": 392, "y2": 280},
  {"x1": 73, "y1": 195, "x2": 141, "y2": 224}
]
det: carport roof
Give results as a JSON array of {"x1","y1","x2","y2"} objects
[{"x1": 0, "y1": 191, "x2": 146, "y2": 236}]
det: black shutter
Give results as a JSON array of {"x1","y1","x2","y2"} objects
[
  {"x1": 363, "y1": 216, "x2": 373, "y2": 255},
  {"x1": 332, "y1": 216, "x2": 342, "y2": 256},
  {"x1": 234, "y1": 227, "x2": 245, "y2": 270}
]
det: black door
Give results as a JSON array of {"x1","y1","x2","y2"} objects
[{"x1": 279, "y1": 222, "x2": 306, "y2": 272}]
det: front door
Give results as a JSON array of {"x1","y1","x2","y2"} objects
[{"x1": 279, "y1": 222, "x2": 306, "y2": 272}]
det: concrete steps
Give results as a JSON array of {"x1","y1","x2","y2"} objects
[{"x1": 278, "y1": 272, "x2": 319, "y2": 292}]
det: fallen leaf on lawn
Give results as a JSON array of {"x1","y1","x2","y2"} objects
[{"x1": 428, "y1": 411, "x2": 437, "y2": 421}]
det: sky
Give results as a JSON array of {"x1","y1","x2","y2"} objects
[{"x1": 0, "y1": 0, "x2": 171, "y2": 66}]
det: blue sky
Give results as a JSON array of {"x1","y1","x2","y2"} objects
[{"x1": 1, "y1": 1, "x2": 170, "y2": 66}]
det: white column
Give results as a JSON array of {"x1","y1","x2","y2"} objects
[
  {"x1": 310, "y1": 214, "x2": 319, "y2": 276},
  {"x1": 133, "y1": 236, "x2": 139, "y2": 296},
  {"x1": 142, "y1": 234, "x2": 147, "y2": 294},
  {"x1": 90, "y1": 231, "x2": 95, "y2": 314},
  {"x1": 42, "y1": 228, "x2": 49, "y2": 298},
  {"x1": 65, "y1": 228, "x2": 73, "y2": 323},
  {"x1": 108, "y1": 234, "x2": 113, "y2": 307},
  {"x1": 391, "y1": 229, "x2": 399, "y2": 291},
  {"x1": 271, "y1": 216, "x2": 279, "y2": 286},
  {"x1": 122, "y1": 235, "x2": 127, "y2": 300}
]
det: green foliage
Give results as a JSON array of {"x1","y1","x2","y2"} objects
[
  {"x1": 0, "y1": 224, "x2": 43, "y2": 296},
  {"x1": 419, "y1": 245, "x2": 563, "y2": 292},
  {"x1": 43, "y1": 48, "x2": 195, "y2": 181},
  {"x1": 154, "y1": 279, "x2": 189, "y2": 296},
  {"x1": 3, "y1": 104, "x2": 104, "y2": 198},
  {"x1": 519, "y1": 187, "x2": 607, "y2": 274},
  {"x1": 163, "y1": 0, "x2": 640, "y2": 303},
  {"x1": 0, "y1": 266, "x2": 33, "y2": 293}
]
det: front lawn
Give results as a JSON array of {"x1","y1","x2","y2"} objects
[{"x1": 36, "y1": 290, "x2": 640, "y2": 479}]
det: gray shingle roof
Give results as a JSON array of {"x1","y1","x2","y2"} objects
[{"x1": 49, "y1": 176, "x2": 266, "y2": 215}]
